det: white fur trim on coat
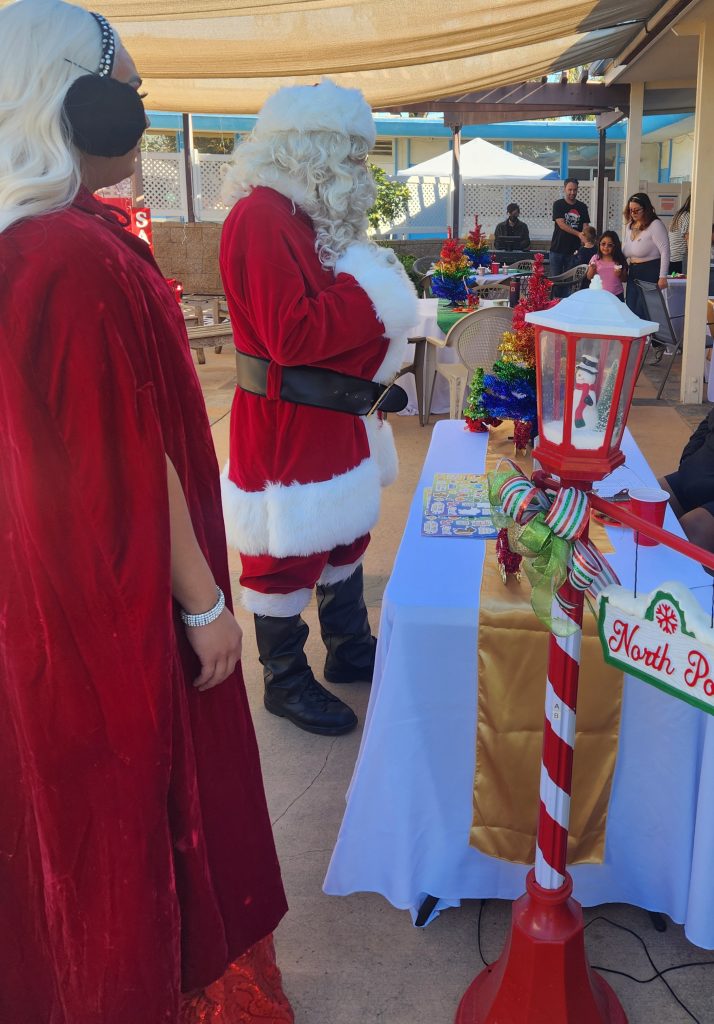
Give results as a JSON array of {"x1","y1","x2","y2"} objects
[
  {"x1": 362, "y1": 415, "x2": 398, "y2": 487},
  {"x1": 335, "y1": 243, "x2": 419, "y2": 384},
  {"x1": 221, "y1": 457, "x2": 383, "y2": 559},
  {"x1": 242, "y1": 587, "x2": 313, "y2": 617},
  {"x1": 317, "y1": 557, "x2": 364, "y2": 586},
  {"x1": 221, "y1": 417, "x2": 398, "y2": 558}
]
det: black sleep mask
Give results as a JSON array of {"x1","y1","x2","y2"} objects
[{"x1": 64, "y1": 75, "x2": 146, "y2": 157}]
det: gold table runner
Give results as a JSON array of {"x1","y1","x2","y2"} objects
[{"x1": 469, "y1": 423, "x2": 623, "y2": 865}]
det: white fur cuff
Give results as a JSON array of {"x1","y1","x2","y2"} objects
[
  {"x1": 317, "y1": 558, "x2": 364, "y2": 586},
  {"x1": 335, "y1": 243, "x2": 418, "y2": 384},
  {"x1": 242, "y1": 587, "x2": 313, "y2": 617}
]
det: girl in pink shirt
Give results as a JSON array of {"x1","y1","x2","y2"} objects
[{"x1": 586, "y1": 231, "x2": 627, "y2": 300}]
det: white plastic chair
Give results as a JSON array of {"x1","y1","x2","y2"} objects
[{"x1": 432, "y1": 307, "x2": 513, "y2": 419}]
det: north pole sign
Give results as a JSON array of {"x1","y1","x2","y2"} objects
[{"x1": 598, "y1": 583, "x2": 714, "y2": 716}]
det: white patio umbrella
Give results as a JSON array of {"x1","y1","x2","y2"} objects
[{"x1": 397, "y1": 137, "x2": 557, "y2": 179}]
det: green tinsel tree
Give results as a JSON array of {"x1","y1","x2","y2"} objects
[
  {"x1": 596, "y1": 359, "x2": 623, "y2": 434},
  {"x1": 464, "y1": 368, "x2": 502, "y2": 432},
  {"x1": 464, "y1": 369, "x2": 488, "y2": 430}
]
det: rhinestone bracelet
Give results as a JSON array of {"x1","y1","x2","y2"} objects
[{"x1": 180, "y1": 586, "x2": 225, "y2": 628}]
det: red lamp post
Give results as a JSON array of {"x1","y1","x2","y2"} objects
[{"x1": 456, "y1": 278, "x2": 657, "y2": 1024}]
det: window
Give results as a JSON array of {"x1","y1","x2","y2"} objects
[
  {"x1": 567, "y1": 142, "x2": 617, "y2": 181},
  {"x1": 193, "y1": 133, "x2": 240, "y2": 154},
  {"x1": 511, "y1": 141, "x2": 561, "y2": 173},
  {"x1": 371, "y1": 139, "x2": 394, "y2": 158},
  {"x1": 141, "y1": 131, "x2": 178, "y2": 153}
]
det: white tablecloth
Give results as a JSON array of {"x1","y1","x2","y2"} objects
[
  {"x1": 400, "y1": 298, "x2": 460, "y2": 417},
  {"x1": 324, "y1": 421, "x2": 714, "y2": 949}
]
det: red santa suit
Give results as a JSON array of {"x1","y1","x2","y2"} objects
[
  {"x1": 220, "y1": 184, "x2": 418, "y2": 614},
  {"x1": 0, "y1": 191, "x2": 288, "y2": 1023}
]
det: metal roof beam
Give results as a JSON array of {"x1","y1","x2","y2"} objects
[{"x1": 377, "y1": 82, "x2": 630, "y2": 124}]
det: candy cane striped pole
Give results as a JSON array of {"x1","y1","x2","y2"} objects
[{"x1": 534, "y1": 521, "x2": 589, "y2": 890}]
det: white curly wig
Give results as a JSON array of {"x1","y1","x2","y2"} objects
[
  {"x1": 221, "y1": 80, "x2": 378, "y2": 268},
  {"x1": 0, "y1": 0, "x2": 118, "y2": 235}
]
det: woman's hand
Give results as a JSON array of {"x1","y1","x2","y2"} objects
[
  {"x1": 185, "y1": 608, "x2": 243, "y2": 691},
  {"x1": 658, "y1": 277, "x2": 668, "y2": 290}
]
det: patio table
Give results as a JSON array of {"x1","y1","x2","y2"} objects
[{"x1": 324, "y1": 420, "x2": 714, "y2": 949}]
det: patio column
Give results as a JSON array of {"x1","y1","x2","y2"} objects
[
  {"x1": 451, "y1": 124, "x2": 462, "y2": 237},
  {"x1": 623, "y1": 82, "x2": 644, "y2": 203},
  {"x1": 677, "y1": 9, "x2": 714, "y2": 403},
  {"x1": 181, "y1": 112, "x2": 196, "y2": 224}
]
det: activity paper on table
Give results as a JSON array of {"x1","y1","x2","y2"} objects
[{"x1": 421, "y1": 473, "x2": 498, "y2": 539}]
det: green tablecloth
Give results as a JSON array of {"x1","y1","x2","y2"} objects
[{"x1": 436, "y1": 300, "x2": 471, "y2": 335}]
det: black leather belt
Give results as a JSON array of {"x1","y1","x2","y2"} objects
[{"x1": 235, "y1": 351, "x2": 408, "y2": 415}]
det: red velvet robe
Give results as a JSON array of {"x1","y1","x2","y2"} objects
[{"x1": 0, "y1": 191, "x2": 287, "y2": 1024}]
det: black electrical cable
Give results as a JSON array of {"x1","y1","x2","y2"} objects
[
  {"x1": 477, "y1": 900, "x2": 492, "y2": 967},
  {"x1": 475, "y1": 902, "x2": 713, "y2": 1024},
  {"x1": 586, "y1": 916, "x2": 709, "y2": 1024}
]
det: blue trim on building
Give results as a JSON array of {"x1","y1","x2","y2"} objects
[
  {"x1": 147, "y1": 111, "x2": 692, "y2": 142},
  {"x1": 560, "y1": 142, "x2": 568, "y2": 179}
]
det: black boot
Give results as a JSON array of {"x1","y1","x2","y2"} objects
[
  {"x1": 254, "y1": 613, "x2": 357, "y2": 735},
  {"x1": 316, "y1": 565, "x2": 376, "y2": 684}
]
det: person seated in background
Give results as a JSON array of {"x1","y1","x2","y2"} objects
[
  {"x1": 574, "y1": 224, "x2": 598, "y2": 266},
  {"x1": 494, "y1": 203, "x2": 530, "y2": 251},
  {"x1": 659, "y1": 409, "x2": 714, "y2": 562}
]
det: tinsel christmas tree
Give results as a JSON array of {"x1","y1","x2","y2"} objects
[
  {"x1": 464, "y1": 368, "x2": 502, "y2": 432},
  {"x1": 596, "y1": 360, "x2": 619, "y2": 431},
  {"x1": 430, "y1": 236, "x2": 474, "y2": 305},
  {"x1": 474, "y1": 253, "x2": 557, "y2": 448},
  {"x1": 463, "y1": 215, "x2": 491, "y2": 268}
]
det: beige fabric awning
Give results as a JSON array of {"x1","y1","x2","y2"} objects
[{"x1": 65, "y1": 1, "x2": 661, "y2": 113}]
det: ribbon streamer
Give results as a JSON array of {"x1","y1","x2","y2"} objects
[{"x1": 488, "y1": 459, "x2": 620, "y2": 636}]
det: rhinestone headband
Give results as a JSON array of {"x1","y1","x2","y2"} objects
[{"x1": 90, "y1": 11, "x2": 115, "y2": 78}]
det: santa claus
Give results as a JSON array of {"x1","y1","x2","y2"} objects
[{"x1": 219, "y1": 79, "x2": 418, "y2": 736}]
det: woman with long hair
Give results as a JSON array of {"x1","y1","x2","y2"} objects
[
  {"x1": 668, "y1": 193, "x2": 691, "y2": 274},
  {"x1": 0, "y1": 2, "x2": 291, "y2": 1022},
  {"x1": 622, "y1": 191, "x2": 670, "y2": 319}
]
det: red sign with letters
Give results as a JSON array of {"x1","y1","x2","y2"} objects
[{"x1": 95, "y1": 195, "x2": 153, "y2": 252}]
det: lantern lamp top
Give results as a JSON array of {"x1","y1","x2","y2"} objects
[{"x1": 525, "y1": 275, "x2": 658, "y2": 338}]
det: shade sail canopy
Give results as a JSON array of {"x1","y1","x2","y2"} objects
[
  {"x1": 56, "y1": 0, "x2": 663, "y2": 114},
  {"x1": 398, "y1": 137, "x2": 557, "y2": 179}
]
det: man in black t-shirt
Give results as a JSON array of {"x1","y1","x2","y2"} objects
[{"x1": 549, "y1": 178, "x2": 590, "y2": 278}]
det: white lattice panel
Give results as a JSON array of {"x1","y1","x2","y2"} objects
[
  {"x1": 195, "y1": 153, "x2": 232, "y2": 222},
  {"x1": 141, "y1": 153, "x2": 185, "y2": 218},
  {"x1": 463, "y1": 181, "x2": 596, "y2": 241},
  {"x1": 605, "y1": 183, "x2": 625, "y2": 233}
]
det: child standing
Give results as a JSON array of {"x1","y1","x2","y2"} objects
[
  {"x1": 586, "y1": 231, "x2": 627, "y2": 300},
  {"x1": 574, "y1": 224, "x2": 598, "y2": 265}
]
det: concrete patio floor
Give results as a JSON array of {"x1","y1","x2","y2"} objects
[{"x1": 198, "y1": 347, "x2": 714, "y2": 1024}]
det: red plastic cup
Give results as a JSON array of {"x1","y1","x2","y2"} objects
[
  {"x1": 630, "y1": 487, "x2": 669, "y2": 546},
  {"x1": 490, "y1": 260, "x2": 499, "y2": 274}
]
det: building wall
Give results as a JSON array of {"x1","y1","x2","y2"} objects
[
  {"x1": 670, "y1": 132, "x2": 695, "y2": 182},
  {"x1": 404, "y1": 137, "x2": 446, "y2": 167},
  {"x1": 640, "y1": 143, "x2": 661, "y2": 184}
]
